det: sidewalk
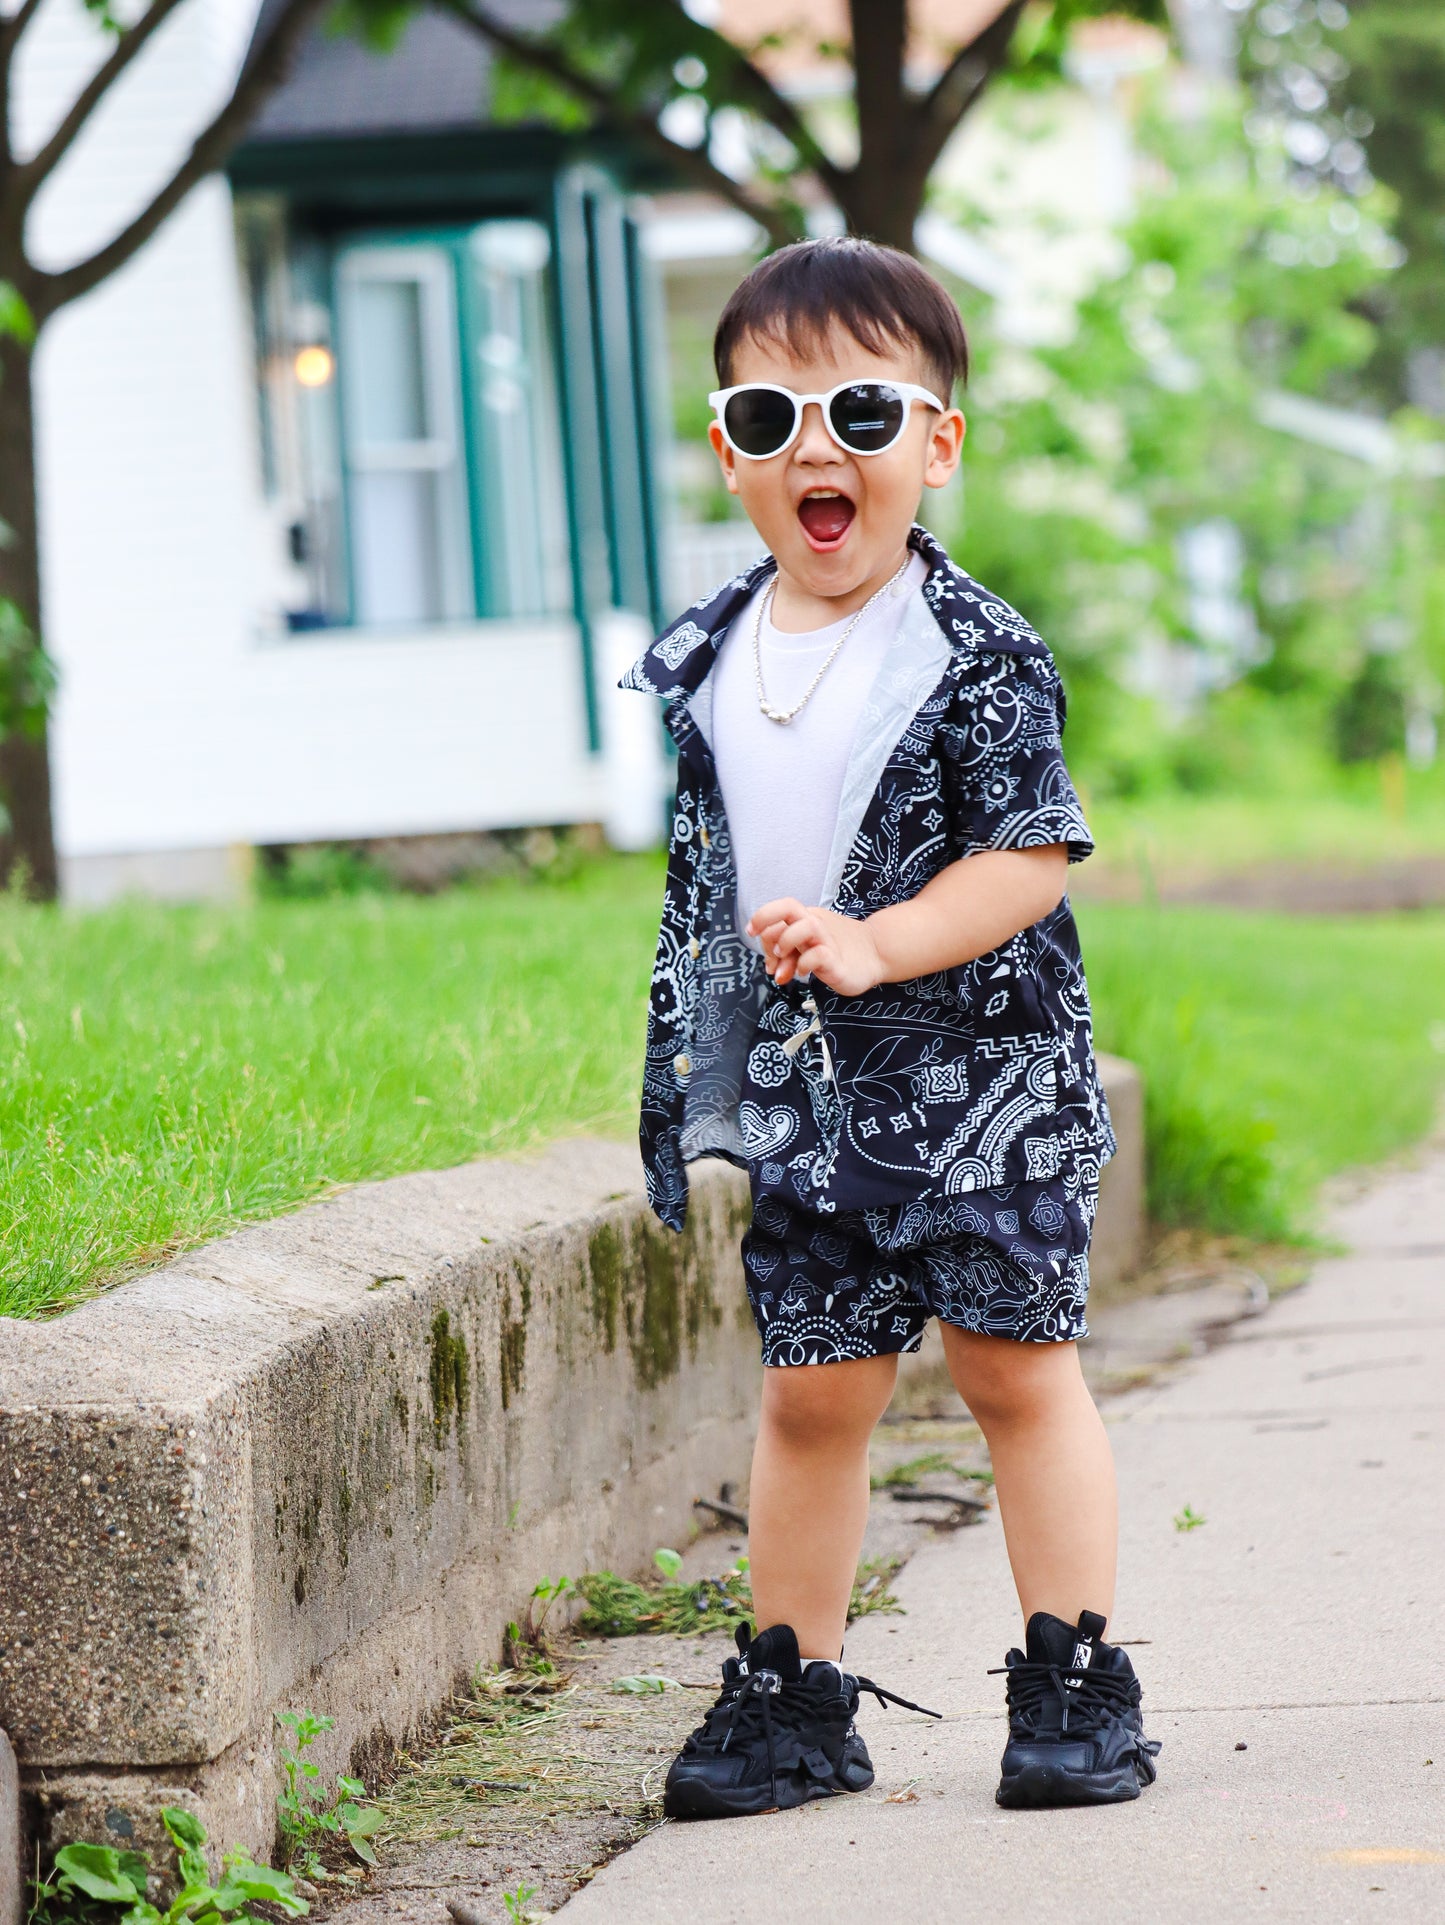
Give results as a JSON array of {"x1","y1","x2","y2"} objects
[{"x1": 558, "y1": 1153, "x2": 1445, "y2": 1925}]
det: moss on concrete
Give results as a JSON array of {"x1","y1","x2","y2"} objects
[
  {"x1": 582, "y1": 1196, "x2": 733, "y2": 1393},
  {"x1": 628, "y1": 1220, "x2": 684, "y2": 1389},
  {"x1": 499, "y1": 1261, "x2": 531, "y2": 1411},
  {"x1": 586, "y1": 1222, "x2": 624, "y2": 1353},
  {"x1": 428, "y1": 1310, "x2": 469, "y2": 1448}
]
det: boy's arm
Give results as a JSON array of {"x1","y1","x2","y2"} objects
[{"x1": 748, "y1": 845, "x2": 1069, "y2": 996}]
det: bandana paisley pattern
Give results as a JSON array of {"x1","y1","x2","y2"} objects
[
  {"x1": 620, "y1": 524, "x2": 1115, "y2": 1232},
  {"x1": 742, "y1": 1167, "x2": 1097, "y2": 1364}
]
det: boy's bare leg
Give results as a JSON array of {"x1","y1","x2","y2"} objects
[
  {"x1": 939, "y1": 1327, "x2": 1118, "y2": 1628},
  {"x1": 747, "y1": 1352, "x2": 899, "y2": 1659}
]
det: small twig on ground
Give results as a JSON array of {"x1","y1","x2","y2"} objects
[
  {"x1": 887, "y1": 1486, "x2": 989, "y2": 1524},
  {"x1": 693, "y1": 1495, "x2": 749, "y2": 1529}
]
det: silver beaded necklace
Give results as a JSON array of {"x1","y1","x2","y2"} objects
[{"x1": 752, "y1": 554, "x2": 912, "y2": 726}]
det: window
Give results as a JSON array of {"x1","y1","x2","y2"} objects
[
  {"x1": 337, "y1": 246, "x2": 472, "y2": 625},
  {"x1": 466, "y1": 222, "x2": 572, "y2": 620},
  {"x1": 244, "y1": 213, "x2": 572, "y2": 631}
]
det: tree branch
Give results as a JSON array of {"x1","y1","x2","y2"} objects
[
  {"x1": 0, "y1": 0, "x2": 51, "y2": 162},
  {"x1": 35, "y1": 0, "x2": 331, "y2": 315},
  {"x1": 13, "y1": 0, "x2": 191, "y2": 204},
  {"x1": 909, "y1": 0, "x2": 1025, "y2": 178},
  {"x1": 438, "y1": 0, "x2": 806, "y2": 246},
  {"x1": 1, "y1": 0, "x2": 52, "y2": 53},
  {"x1": 665, "y1": 1, "x2": 850, "y2": 203}
]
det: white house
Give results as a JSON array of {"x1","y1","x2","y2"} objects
[{"x1": 27, "y1": 0, "x2": 671, "y2": 903}]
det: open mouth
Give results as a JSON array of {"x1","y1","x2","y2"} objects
[{"x1": 796, "y1": 489, "x2": 856, "y2": 550}]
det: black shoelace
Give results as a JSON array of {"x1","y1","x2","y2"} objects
[
  {"x1": 988, "y1": 1655, "x2": 1159, "y2": 1750},
  {"x1": 691, "y1": 1667, "x2": 942, "y2": 1799}
]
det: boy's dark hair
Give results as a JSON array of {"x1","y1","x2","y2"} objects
[{"x1": 714, "y1": 236, "x2": 969, "y2": 400}]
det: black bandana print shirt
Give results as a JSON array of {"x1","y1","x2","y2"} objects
[{"x1": 620, "y1": 523, "x2": 1116, "y2": 1232}]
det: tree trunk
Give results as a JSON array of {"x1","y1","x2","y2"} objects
[
  {"x1": 837, "y1": 0, "x2": 1027, "y2": 251},
  {"x1": 0, "y1": 327, "x2": 60, "y2": 901},
  {"x1": 844, "y1": 0, "x2": 925, "y2": 250},
  {"x1": 834, "y1": 161, "x2": 932, "y2": 251}
]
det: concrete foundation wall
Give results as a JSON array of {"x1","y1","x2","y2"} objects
[
  {"x1": 0, "y1": 1145, "x2": 759, "y2": 1873},
  {"x1": 0, "y1": 1057, "x2": 1143, "y2": 1879}
]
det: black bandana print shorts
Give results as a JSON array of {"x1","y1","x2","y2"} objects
[{"x1": 741, "y1": 1169, "x2": 1096, "y2": 1367}]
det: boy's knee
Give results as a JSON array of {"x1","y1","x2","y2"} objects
[
  {"x1": 942, "y1": 1329, "x2": 1080, "y2": 1431},
  {"x1": 761, "y1": 1354, "x2": 896, "y2": 1446}
]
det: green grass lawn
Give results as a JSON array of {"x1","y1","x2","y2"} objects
[
  {"x1": 1083, "y1": 769, "x2": 1445, "y2": 887},
  {"x1": 2, "y1": 857, "x2": 1443, "y2": 1319},
  {"x1": 1078, "y1": 904, "x2": 1445, "y2": 1238},
  {"x1": 0, "y1": 862, "x2": 660, "y2": 1320}
]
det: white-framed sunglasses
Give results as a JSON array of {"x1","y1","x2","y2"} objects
[{"x1": 708, "y1": 378, "x2": 947, "y2": 460}]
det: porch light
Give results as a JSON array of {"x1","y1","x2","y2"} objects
[{"x1": 293, "y1": 345, "x2": 334, "y2": 388}]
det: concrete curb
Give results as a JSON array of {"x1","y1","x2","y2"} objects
[
  {"x1": 0, "y1": 1058, "x2": 1142, "y2": 1880},
  {"x1": 0, "y1": 1143, "x2": 760, "y2": 1875},
  {"x1": 1088, "y1": 1053, "x2": 1146, "y2": 1297},
  {"x1": 0, "y1": 1728, "x2": 18, "y2": 1925}
]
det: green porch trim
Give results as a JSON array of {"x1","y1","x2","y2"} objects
[{"x1": 230, "y1": 132, "x2": 667, "y2": 749}]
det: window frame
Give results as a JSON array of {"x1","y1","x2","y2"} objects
[{"x1": 333, "y1": 239, "x2": 476, "y2": 628}]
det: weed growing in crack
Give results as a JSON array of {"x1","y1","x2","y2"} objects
[
  {"x1": 571, "y1": 1551, "x2": 904, "y2": 1636},
  {"x1": 25, "y1": 1806, "x2": 306, "y2": 1924},
  {"x1": 871, "y1": 1451, "x2": 994, "y2": 1490},
  {"x1": 503, "y1": 1882, "x2": 540, "y2": 1923},
  {"x1": 274, "y1": 1712, "x2": 384, "y2": 1877}
]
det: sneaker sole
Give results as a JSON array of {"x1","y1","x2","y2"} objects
[
  {"x1": 664, "y1": 1761, "x2": 874, "y2": 1822},
  {"x1": 996, "y1": 1758, "x2": 1155, "y2": 1809}
]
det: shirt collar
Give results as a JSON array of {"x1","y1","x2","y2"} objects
[{"x1": 618, "y1": 523, "x2": 1048, "y2": 710}]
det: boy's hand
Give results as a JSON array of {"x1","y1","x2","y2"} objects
[
  {"x1": 746, "y1": 899, "x2": 886, "y2": 997},
  {"x1": 746, "y1": 850, "x2": 1069, "y2": 997}
]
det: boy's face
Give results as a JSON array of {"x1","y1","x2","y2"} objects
[{"x1": 709, "y1": 325, "x2": 965, "y2": 607}]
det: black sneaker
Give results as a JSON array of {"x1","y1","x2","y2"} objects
[
  {"x1": 663, "y1": 1621, "x2": 940, "y2": 1820},
  {"x1": 993, "y1": 1609, "x2": 1161, "y2": 1808}
]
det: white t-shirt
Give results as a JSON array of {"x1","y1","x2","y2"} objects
[{"x1": 711, "y1": 552, "x2": 928, "y2": 939}]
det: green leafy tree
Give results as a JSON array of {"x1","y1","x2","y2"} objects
[
  {"x1": 370, "y1": 0, "x2": 1170, "y2": 253},
  {"x1": 1, "y1": 0, "x2": 1177, "y2": 897},
  {"x1": 0, "y1": 0, "x2": 337, "y2": 897},
  {"x1": 939, "y1": 90, "x2": 1413, "y2": 791},
  {"x1": 1234, "y1": 0, "x2": 1445, "y2": 411},
  {"x1": 1334, "y1": 1, "x2": 1445, "y2": 407}
]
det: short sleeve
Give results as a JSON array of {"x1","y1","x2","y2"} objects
[{"x1": 937, "y1": 651, "x2": 1094, "y2": 865}]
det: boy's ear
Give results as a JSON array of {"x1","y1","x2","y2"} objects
[
  {"x1": 708, "y1": 419, "x2": 741, "y2": 496},
  {"x1": 923, "y1": 408, "x2": 966, "y2": 491}
]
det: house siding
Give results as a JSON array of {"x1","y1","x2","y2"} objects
[{"x1": 20, "y1": 0, "x2": 615, "y2": 886}]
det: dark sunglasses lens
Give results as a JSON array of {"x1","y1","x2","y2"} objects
[
  {"x1": 724, "y1": 388, "x2": 796, "y2": 456},
  {"x1": 829, "y1": 383, "x2": 906, "y2": 452}
]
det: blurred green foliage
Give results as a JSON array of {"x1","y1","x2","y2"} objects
[
  {"x1": 934, "y1": 86, "x2": 1444, "y2": 801},
  {"x1": 1284, "y1": 0, "x2": 1445, "y2": 409}
]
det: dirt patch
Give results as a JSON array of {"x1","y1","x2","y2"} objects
[
  {"x1": 306, "y1": 1477, "x2": 982, "y2": 1924},
  {"x1": 307, "y1": 1638, "x2": 726, "y2": 1924}
]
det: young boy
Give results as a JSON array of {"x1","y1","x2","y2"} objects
[{"x1": 621, "y1": 237, "x2": 1159, "y2": 1818}]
